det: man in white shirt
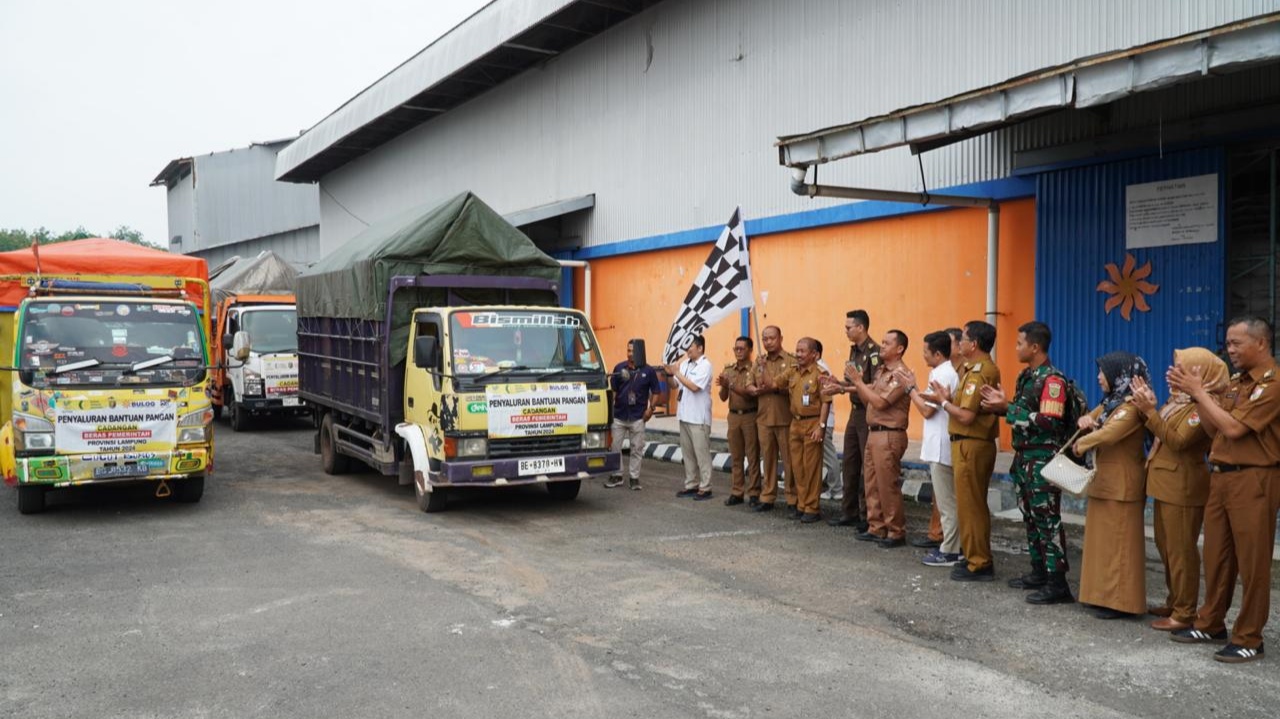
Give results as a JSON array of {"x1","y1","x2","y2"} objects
[
  {"x1": 666, "y1": 335, "x2": 714, "y2": 499},
  {"x1": 896, "y1": 330, "x2": 963, "y2": 566}
]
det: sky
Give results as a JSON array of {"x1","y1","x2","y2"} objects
[{"x1": 0, "y1": 0, "x2": 492, "y2": 246}]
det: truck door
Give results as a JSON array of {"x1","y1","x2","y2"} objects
[{"x1": 405, "y1": 313, "x2": 443, "y2": 425}]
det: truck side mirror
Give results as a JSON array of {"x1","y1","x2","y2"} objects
[
  {"x1": 413, "y1": 336, "x2": 439, "y2": 369},
  {"x1": 232, "y1": 331, "x2": 251, "y2": 361}
]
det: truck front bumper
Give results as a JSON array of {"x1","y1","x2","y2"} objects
[
  {"x1": 15, "y1": 448, "x2": 210, "y2": 487},
  {"x1": 436, "y1": 451, "x2": 619, "y2": 486},
  {"x1": 239, "y1": 395, "x2": 307, "y2": 414}
]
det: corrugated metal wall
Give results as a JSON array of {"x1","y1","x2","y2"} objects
[
  {"x1": 314, "y1": 0, "x2": 1280, "y2": 253},
  {"x1": 1035, "y1": 148, "x2": 1226, "y2": 405},
  {"x1": 189, "y1": 226, "x2": 320, "y2": 271},
  {"x1": 192, "y1": 145, "x2": 320, "y2": 251}
]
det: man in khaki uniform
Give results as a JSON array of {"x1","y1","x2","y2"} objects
[
  {"x1": 932, "y1": 320, "x2": 1001, "y2": 581},
  {"x1": 1168, "y1": 317, "x2": 1280, "y2": 663},
  {"x1": 718, "y1": 336, "x2": 761, "y2": 507},
  {"x1": 760, "y1": 337, "x2": 830, "y2": 523},
  {"x1": 844, "y1": 330, "x2": 911, "y2": 547},
  {"x1": 749, "y1": 325, "x2": 795, "y2": 513}
]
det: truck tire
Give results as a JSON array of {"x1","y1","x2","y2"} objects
[
  {"x1": 320, "y1": 413, "x2": 350, "y2": 475},
  {"x1": 227, "y1": 388, "x2": 249, "y2": 432},
  {"x1": 415, "y1": 481, "x2": 447, "y2": 513},
  {"x1": 17, "y1": 486, "x2": 46, "y2": 514},
  {"x1": 546, "y1": 480, "x2": 581, "y2": 501},
  {"x1": 173, "y1": 476, "x2": 205, "y2": 503}
]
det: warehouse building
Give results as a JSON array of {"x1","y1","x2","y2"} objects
[
  {"x1": 152, "y1": 138, "x2": 320, "y2": 269},
  {"x1": 275, "y1": 0, "x2": 1280, "y2": 428}
]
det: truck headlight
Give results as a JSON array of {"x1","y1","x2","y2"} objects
[
  {"x1": 178, "y1": 409, "x2": 213, "y2": 443},
  {"x1": 581, "y1": 431, "x2": 610, "y2": 450},
  {"x1": 244, "y1": 371, "x2": 265, "y2": 397},
  {"x1": 457, "y1": 437, "x2": 487, "y2": 457},
  {"x1": 15, "y1": 414, "x2": 55, "y2": 451}
]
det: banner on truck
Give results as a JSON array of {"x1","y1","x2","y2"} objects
[
  {"x1": 53, "y1": 400, "x2": 178, "y2": 453},
  {"x1": 485, "y1": 383, "x2": 587, "y2": 439},
  {"x1": 264, "y1": 357, "x2": 299, "y2": 396}
]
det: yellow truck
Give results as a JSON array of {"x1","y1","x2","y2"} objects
[
  {"x1": 0, "y1": 239, "x2": 214, "y2": 514},
  {"x1": 297, "y1": 192, "x2": 619, "y2": 512}
]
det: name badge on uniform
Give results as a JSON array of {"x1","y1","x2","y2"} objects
[
  {"x1": 628, "y1": 391, "x2": 637, "y2": 406},
  {"x1": 803, "y1": 381, "x2": 811, "y2": 407}
]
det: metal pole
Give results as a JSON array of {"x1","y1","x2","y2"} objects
[
  {"x1": 557, "y1": 259, "x2": 591, "y2": 321},
  {"x1": 987, "y1": 204, "x2": 1001, "y2": 349}
]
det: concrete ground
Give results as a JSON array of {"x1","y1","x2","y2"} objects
[{"x1": 2, "y1": 419, "x2": 1278, "y2": 719}]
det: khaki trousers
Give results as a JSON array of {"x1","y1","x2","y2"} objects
[
  {"x1": 930, "y1": 462, "x2": 961, "y2": 555},
  {"x1": 788, "y1": 417, "x2": 823, "y2": 514},
  {"x1": 727, "y1": 411, "x2": 761, "y2": 498},
  {"x1": 1194, "y1": 467, "x2": 1280, "y2": 649},
  {"x1": 678, "y1": 421, "x2": 713, "y2": 492},
  {"x1": 610, "y1": 418, "x2": 646, "y2": 480},
  {"x1": 1153, "y1": 500, "x2": 1205, "y2": 625},
  {"x1": 953, "y1": 438, "x2": 996, "y2": 572},
  {"x1": 863, "y1": 430, "x2": 908, "y2": 539},
  {"x1": 759, "y1": 421, "x2": 791, "y2": 505}
]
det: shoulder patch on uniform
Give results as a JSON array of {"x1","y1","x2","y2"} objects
[
  {"x1": 1264, "y1": 368, "x2": 1276, "y2": 380},
  {"x1": 964, "y1": 383, "x2": 976, "y2": 396},
  {"x1": 1039, "y1": 376, "x2": 1065, "y2": 418},
  {"x1": 1114, "y1": 409, "x2": 1127, "y2": 420},
  {"x1": 871, "y1": 356, "x2": 879, "y2": 366},
  {"x1": 1187, "y1": 411, "x2": 1201, "y2": 427},
  {"x1": 1251, "y1": 385, "x2": 1266, "y2": 402}
]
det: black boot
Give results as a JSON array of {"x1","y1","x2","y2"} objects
[
  {"x1": 1026, "y1": 571, "x2": 1075, "y2": 605},
  {"x1": 1006, "y1": 562, "x2": 1047, "y2": 590}
]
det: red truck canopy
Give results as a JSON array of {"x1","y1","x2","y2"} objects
[{"x1": 0, "y1": 238, "x2": 209, "y2": 309}]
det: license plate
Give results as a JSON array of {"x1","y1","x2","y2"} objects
[
  {"x1": 517, "y1": 456, "x2": 565, "y2": 476},
  {"x1": 93, "y1": 464, "x2": 149, "y2": 479},
  {"x1": 282, "y1": 397, "x2": 300, "y2": 407}
]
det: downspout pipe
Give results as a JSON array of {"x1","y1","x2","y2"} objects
[
  {"x1": 789, "y1": 166, "x2": 1001, "y2": 349},
  {"x1": 557, "y1": 259, "x2": 591, "y2": 321}
]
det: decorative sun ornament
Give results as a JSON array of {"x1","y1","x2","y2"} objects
[{"x1": 1097, "y1": 253, "x2": 1159, "y2": 321}]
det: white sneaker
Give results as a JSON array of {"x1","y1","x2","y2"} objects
[{"x1": 819, "y1": 490, "x2": 833, "y2": 500}]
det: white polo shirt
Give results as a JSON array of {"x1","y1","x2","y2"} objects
[
  {"x1": 675, "y1": 356, "x2": 713, "y2": 426},
  {"x1": 921, "y1": 361, "x2": 959, "y2": 465}
]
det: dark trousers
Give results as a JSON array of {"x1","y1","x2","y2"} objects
[{"x1": 840, "y1": 407, "x2": 869, "y2": 521}]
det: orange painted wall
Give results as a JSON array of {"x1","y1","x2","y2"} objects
[{"x1": 582, "y1": 198, "x2": 1037, "y2": 443}]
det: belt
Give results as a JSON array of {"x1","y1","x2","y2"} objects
[
  {"x1": 950, "y1": 434, "x2": 994, "y2": 443},
  {"x1": 868, "y1": 425, "x2": 906, "y2": 432},
  {"x1": 792, "y1": 414, "x2": 820, "y2": 421},
  {"x1": 1209, "y1": 463, "x2": 1264, "y2": 473},
  {"x1": 728, "y1": 408, "x2": 757, "y2": 415}
]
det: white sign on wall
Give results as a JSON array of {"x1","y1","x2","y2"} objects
[{"x1": 1125, "y1": 173, "x2": 1218, "y2": 249}]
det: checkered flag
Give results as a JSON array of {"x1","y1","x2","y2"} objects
[{"x1": 662, "y1": 208, "x2": 755, "y2": 364}]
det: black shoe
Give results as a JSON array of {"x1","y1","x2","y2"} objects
[
  {"x1": 724, "y1": 495, "x2": 744, "y2": 506},
  {"x1": 1171, "y1": 628, "x2": 1229, "y2": 644},
  {"x1": 855, "y1": 521, "x2": 870, "y2": 533},
  {"x1": 854, "y1": 531, "x2": 883, "y2": 542},
  {"x1": 910, "y1": 538, "x2": 941, "y2": 549},
  {"x1": 950, "y1": 564, "x2": 995, "y2": 582},
  {"x1": 1214, "y1": 642, "x2": 1265, "y2": 663},
  {"x1": 799, "y1": 512, "x2": 822, "y2": 523},
  {"x1": 1092, "y1": 607, "x2": 1136, "y2": 620},
  {"x1": 877, "y1": 536, "x2": 906, "y2": 549},
  {"x1": 748, "y1": 496, "x2": 760, "y2": 508},
  {"x1": 1025, "y1": 572, "x2": 1074, "y2": 605},
  {"x1": 787, "y1": 505, "x2": 801, "y2": 519},
  {"x1": 1007, "y1": 570, "x2": 1048, "y2": 590},
  {"x1": 827, "y1": 516, "x2": 859, "y2": 527},
  {"x1": 752, "y1": 502, "x2": 775, "y2": 513},
  {"x1": 676, "y1": 488, "x2": 699, "y2": 498},
  {"x1": 693, "y1": 491, "x2": 714, "y2": 501}
]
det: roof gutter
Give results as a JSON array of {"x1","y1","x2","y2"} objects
[{"x1": 789, "y1": 167, "x2": 1002, "y2": 339}]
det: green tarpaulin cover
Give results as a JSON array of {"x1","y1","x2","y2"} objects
[{"x1": 297, "y1": 192, "x2": 561, "y2": 364}]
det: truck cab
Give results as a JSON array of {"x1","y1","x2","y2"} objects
[
  {"x1": 396, "y1": 305, "x2": 615, "y2": 510},
  {"x1": 212, "y1": 295, "x2": 303, "y2": 430}
]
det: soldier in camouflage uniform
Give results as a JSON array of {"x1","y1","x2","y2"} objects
[{"x1": 981, "y1": 321, "x2": 1076, "y2": 604}]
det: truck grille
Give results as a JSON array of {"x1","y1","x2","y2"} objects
[{"x1": 488, "y1": 435, "x2": 582, "y2": 459}]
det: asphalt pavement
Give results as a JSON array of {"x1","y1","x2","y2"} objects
[{"x1": 2, "y1": 420, "x2": 1278, "y2": 719}]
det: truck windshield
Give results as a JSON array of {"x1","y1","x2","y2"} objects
[
  {"x1": 449, "y1": 310, "x2": 603, "y2": 377},
  {"x1": 18, "y1": 301, "x2": 207, "y2": 389},
  {"x1": 242, "y1": 308, "x2": 298, "y2": 354}
]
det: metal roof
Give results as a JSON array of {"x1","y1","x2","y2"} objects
[
  {"x1": 150, "y1": 157, "x2": 193, "y2": 189},
  {"x1": 275, "y1": 0, "x2": 664, "y2": 184},
  {"x1": 777, "y1": 12, "x2": 1280, "y2": 168}
]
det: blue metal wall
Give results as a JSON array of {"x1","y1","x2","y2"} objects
[{"x1": 1035, "y1": 147, "x2": 1226, "y2": 405}]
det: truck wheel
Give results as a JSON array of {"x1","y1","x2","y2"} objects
[
  {"x1": 546, "y1": 480, "x2": 581, "y2": 501},
  {"x1": 228, "y1": 390, "x2": 249, "y2": 432},
  {"x1": 173, "y1": 476, "x2": 205, "y2": 503},
  {"x1": 320, "y1": 414, "x2": 350, "y2": 475},
  {"x1": 17, "y1": 486, "x2": 46, "y2": 514},
  {"x1": 415, "y1": 481, "x2": 447, "y2": 513}
]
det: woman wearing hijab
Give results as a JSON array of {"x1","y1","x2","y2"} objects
[
  {"x1": 1073, "y1": 351, "x2": 1150, "y2": 619},
  {"x1": 1129, "y1": 348, "x2": 1229, "y2": 631}
]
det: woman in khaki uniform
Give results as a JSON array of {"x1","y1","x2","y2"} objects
[
  {"x1": 1074, "y1": 352, "x2": 1150, "y2": 619},
  {"x1": 1130, "y1": 348, "x2": 1229, "y2": 631}
]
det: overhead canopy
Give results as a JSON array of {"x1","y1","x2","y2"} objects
[
  {"x1": 0, "y1": 238, "x2": 209, "y2": 309},
  {"x1": 209, "y1": 251, "x2": 299, "y2": 307},
  {"x1": 298, "y1": 192, "x2": 561, "y2": 364},
  {"x1": 777, "y1": 14, "x2": 1280, "y2": 168}
]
